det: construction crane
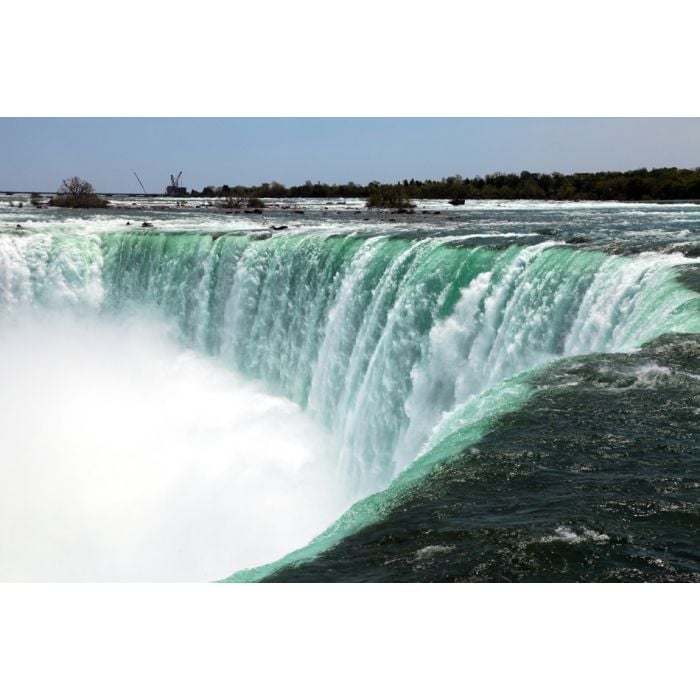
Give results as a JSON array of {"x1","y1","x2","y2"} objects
[
  {"x1": 166, "y1": 171, "x2": 186, "y2": 196},
  {"x1": 133, "y1": 171, "x2": 148, "y2": 196}
]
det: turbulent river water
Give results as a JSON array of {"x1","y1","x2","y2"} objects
[{"x1": 1, "y1": 196, "x2": 699, "y2": 581}]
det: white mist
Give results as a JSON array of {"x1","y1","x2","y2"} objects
[{"x1": 0, "y1": 314, "x2": 346, "y2": 581}]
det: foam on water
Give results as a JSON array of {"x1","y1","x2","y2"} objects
[{"x1": 540, "y1": 526, "x2": 610, "y2": 545}]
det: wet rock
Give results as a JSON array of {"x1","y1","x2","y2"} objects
[
  {"x1": 680, "y1": 246, "x2": 700, "y2": 258},
  {"x1": 141, "y1": 222, "x2": 153, "y2": 228}
]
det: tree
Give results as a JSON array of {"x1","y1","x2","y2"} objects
[
  {"x1": 60, "y1": 177, "x2": 94, "y2": 203},
  {"x1": 221, "y1": 196, "x2": 245, "y2": 209},
  {"x1": 49, "y1": 177, "x2": 108, "y2": 208},
  {"x1": 366, "y1": 185, "x2": 415, "y2": 210}
]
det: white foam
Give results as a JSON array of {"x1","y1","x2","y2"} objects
[
  {"x1": 541, "y1": 526, "x2": 610, "y2": 544},
  {"x1": 414, "y1": 545, "x2": 454, "y2": 560}
]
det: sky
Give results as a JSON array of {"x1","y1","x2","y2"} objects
[{"x1": 0, "y1": 118, "x2": 698, "y2": 193}]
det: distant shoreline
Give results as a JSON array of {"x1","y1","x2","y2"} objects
[{"x1": 3, "y1": 166, "x2": 700, "y2": 203}]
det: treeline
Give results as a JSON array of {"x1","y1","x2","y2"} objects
[{"x1": 193, "y1": 167, "x2": 700, "y2": 201}]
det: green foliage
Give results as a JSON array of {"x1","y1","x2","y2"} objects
[
  {"x1": 247, "y1": 197, "x2": 265, "y2": 209},
  {"x1": 49, "y1": 177, "x2": 108, "y2": 208},
  {"x1": 190, "y1": 167, "x2": 700, "y2": 202},
  {"x1": 365, "y1": 185, "x2": 415, "y2": 210}
]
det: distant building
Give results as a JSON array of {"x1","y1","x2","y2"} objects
[{"x1": 165, "y1": 172, "x2": 187, "y2": 196}]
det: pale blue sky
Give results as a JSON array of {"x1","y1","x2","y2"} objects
[{"x1": 1, "y1": 118, "x2": 698, "y2": 193}]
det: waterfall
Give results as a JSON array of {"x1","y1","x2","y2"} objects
[
  {"x1": 2, "y1": 230, "x2": 698, "y2": 505},
  {"x1": 98, "y1": 232, "x2": 699, "y2": 497}
]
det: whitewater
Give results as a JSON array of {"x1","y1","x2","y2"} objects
[{"x1": 0, "y1": 197, "x2": 698, "y2": 581}]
